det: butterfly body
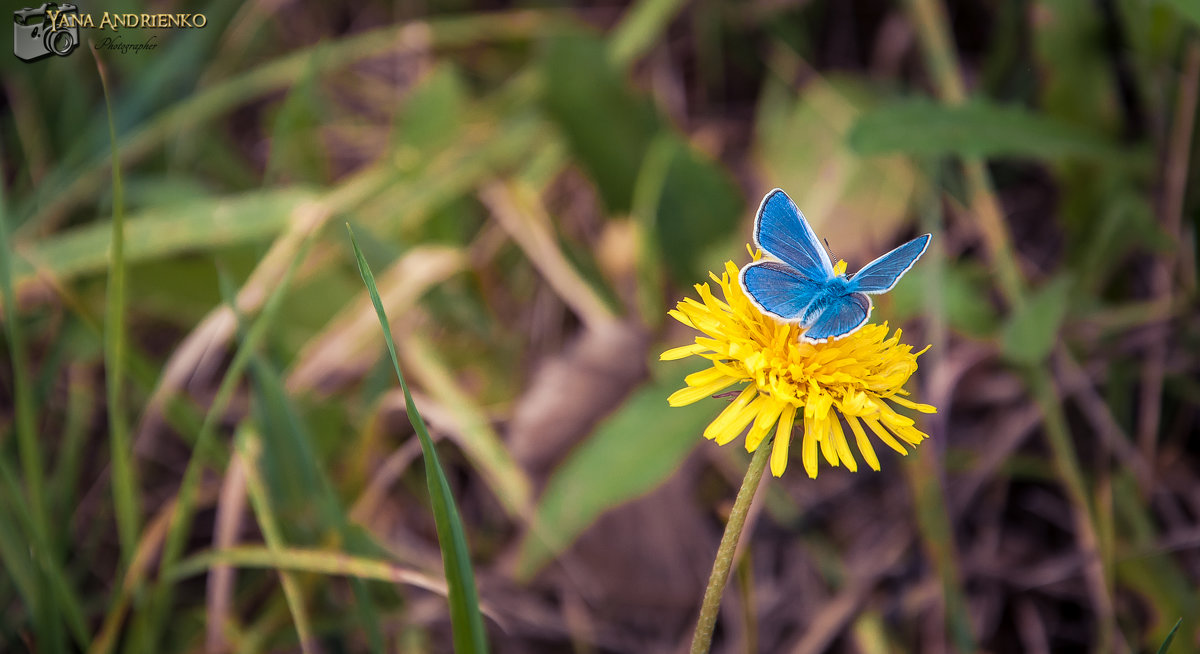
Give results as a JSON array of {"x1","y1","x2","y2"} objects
[
  {"x1": 800, "y1": 277, "x2": 852, "y2": 322},
  {"x1": 739, "y1": 189, "x2": 930, "y2": 343}
]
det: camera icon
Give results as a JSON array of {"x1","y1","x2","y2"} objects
[{"x1": 13, "y1": 3, "x2": 80, "y2": 62}]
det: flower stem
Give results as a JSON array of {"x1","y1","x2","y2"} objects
[{"x1": 690, "y1": 438, "x2": 772, "y2": 654}]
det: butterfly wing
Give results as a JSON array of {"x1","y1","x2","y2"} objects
[
  {"x1": 740, "y1": 260, "x2": 825, "y2": 322},
  {"x1": 849, "y1": 233, "x2": 931, "y2": 294},
  {"x1": 802, "y1": 292, "x2": 872, "y2": 343},
  {"x1": 753, "y1": 189, "x2": 835, "y2": 282}
]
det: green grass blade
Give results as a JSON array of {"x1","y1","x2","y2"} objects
[
  {"x1": 137, "y1": 232, "x2": 316, "y2": 654},
  {"x1": 237, "y1": 426, "x2": 316, "y2": 654},
  {"x1": 847, "y1": 98, "x2": 1132, "y2": 162},
  {"x1": 1155, "y1": 618, "x2": 1182, "y2": 654},
  {"x1": 0, "y1": 447, "x2": 89, "y2": 649},
  {"x1": 347, "y1": 225, "x2": 489, "y2": 654},
  {"x1": 243, "y1": 354, "x2": 385, "y2": 653},
  {"x1": 608, "y1": 0, "x2": 689, "y2": 67},
  {"x1": 12, "y1": 187, "x2": 317, "y2": 288},
  {"x1": 172, "y1": 544, "x2": 510, "y2": 627},
  {"x1": 0, "y1": 151, "x2": 73, "y2": 650},
  {"x1": 0, "y1": 459, "x2": 41, "y2": 639},
  {"x1": 97, "y1": 47, "x2": 141, "y2": 564},
  {"x1": 0, "y1": 194, "x2": 42, "y2": 535},
  {"x1": 50, "y1": 368, "x2": 92, "y2": 533},
  {"x1": 172, "y1": 546, "x2": 449, "y2": 594}
]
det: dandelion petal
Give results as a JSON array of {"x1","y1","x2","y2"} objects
[
  {"x1": 771, "y1": 424, "x2": 793, "y2": 477},
  {"x1": 845, "y1": 415, "x2": 880, "y2": 471},
  {"x1": 715, "y1": 396, "x2": 766, "y2": 445},
  {"x1": 668, "y1": 376, "x2": 739, "y2": 407},
  {"x1": 745, "y1": 399, "x2": 784, "y2": 452},
  {"x1": 801, "y1": 427, "x2": 819, "y2": 478},
  {"x1": 660, "y1": 344, "x2": 709, "y2": 361},
  {"x1": 864, "y1": 416, "x2": 908, "y2": 455},
  {"x1": 831, "y1": 417, "x2": 857, "y2": 472},
  {"x1": 703, "y1": 386, "x2": 757, "y2": 441}
]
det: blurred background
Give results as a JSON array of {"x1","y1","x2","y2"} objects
[{"x1": 2, "y1": 0, "x2": 1199, "y2": 652}]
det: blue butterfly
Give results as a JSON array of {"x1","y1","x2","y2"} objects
[{"x1": 739, "y1": 189, "x2": 930, "y2": 343}]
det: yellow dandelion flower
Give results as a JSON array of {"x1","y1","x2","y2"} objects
[{"x1": 661, "y1": 257, "x2": 937, "y2": 478}]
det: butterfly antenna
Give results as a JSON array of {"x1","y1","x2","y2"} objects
[{"x1": 824, "y1": 237, "x2": 837, "y2": 261}]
